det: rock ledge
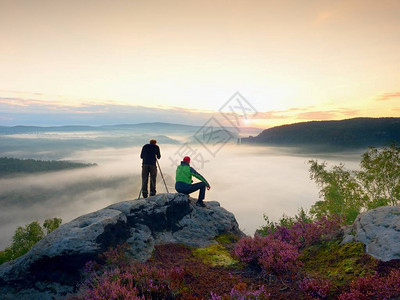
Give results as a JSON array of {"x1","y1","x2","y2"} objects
[
  {"x1": 0, "y1": 193, "x2": 242, "y2": 299},
  {"x1": 342, "y1": 205, "x2": 400, "y2": 261}
]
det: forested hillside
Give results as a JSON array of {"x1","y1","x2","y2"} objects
[
  {"x1": 244, "y1": 117, "x2": 400, "y2": 148},
  {"x1": 0, "y1": 157, "x2": 96, "y2": 177}
]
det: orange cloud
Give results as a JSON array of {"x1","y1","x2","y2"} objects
[
  {"x1": 247, "y1": 111, "x2": 287, "y2": 120},
  {"x1": 0, "y1": 97, "x2": 71, "y2": 108},
  {"x1": 0, "y1": 98, "x2": 31, "y2": 107},
  {"x1": 295, "y1": 108, "x2": 359, "y2": 120},
  {"x1": 376, "y1": 92, "x2": 400, "y2": 101},
  {"x1": 254, "y1": 106, "x2": 358, "y2": 121}
]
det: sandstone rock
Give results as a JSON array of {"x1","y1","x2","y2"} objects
[
  {"x1": 341, "y1": 206, "x2": 400, "y2": 261},
  {"x1": 0, "y1": 193, "x2": 242, "y2": 299}
]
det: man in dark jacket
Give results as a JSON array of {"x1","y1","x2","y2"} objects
[
  {"x1": 175, "y1": 156, "x2": 210, "y2": 207},
  {"x1": 140, "y1": 139, "x2": 161, "y2": 198}
]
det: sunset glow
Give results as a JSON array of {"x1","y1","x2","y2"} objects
[{"x1": 1, "y1": 0, "x2": 399, "y2": 127}]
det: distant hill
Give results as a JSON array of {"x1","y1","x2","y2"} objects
[
  {"x1": 243, "y1": 117, "x2": 400, "y2": 148},
  {"x1": 0, "y1": 122, "x2": 261, "y2": 136},
  {"x1": 0, "y1": 157, "x2": 96, "y2": 177},
  {"x1": 0, "y1": 123, "x2": 200, "y2": 135}
]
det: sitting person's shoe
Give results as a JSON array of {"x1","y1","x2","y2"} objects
[{"x1": 196, "y1": 200, "x2": 206, "y2": 207}]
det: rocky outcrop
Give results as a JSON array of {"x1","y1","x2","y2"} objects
[
  {"x1": 0, "y1": 193, "x2": 242, "y2": 299},
  {"x1": 342, "y1": 206, "x2": 400, "y2": 261}
]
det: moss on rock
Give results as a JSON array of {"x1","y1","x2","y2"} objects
[
  {"x1": 192, "y1": 244, "x2": 238, "y2": 267},
  {"x1": 213, "y1": 233, "x2": 241, "y2": 246},
  {"x1": 300, "y1": 240, "x2": 378, "y2": 289}
]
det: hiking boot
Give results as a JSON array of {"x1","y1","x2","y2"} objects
[{"x1": 196, "y1": 200, "x2": 206, "y2": 207}]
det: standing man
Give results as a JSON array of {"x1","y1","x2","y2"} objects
[
  {"x1": 175, "y1": 156, "x2": 211, "y2": 207},
  {"x1": 140, "y1": 139, "x2": 161, "y2": 198}
]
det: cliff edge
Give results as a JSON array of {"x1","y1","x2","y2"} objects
[{"x1": 0, "y1": 193, "x2": 242, "y2": 299}]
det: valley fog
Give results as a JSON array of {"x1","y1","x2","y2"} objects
[{"x1": 0, "y1": 133, "x2": 363, "y2": 249}]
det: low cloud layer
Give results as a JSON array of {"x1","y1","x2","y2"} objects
[{"x1": 0, "y1": 137, "x2": 364, "y2": 248}]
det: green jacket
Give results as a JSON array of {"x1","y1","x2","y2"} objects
[{"x1": 176, "y1": 162, "x2": 209, "y2": 186}]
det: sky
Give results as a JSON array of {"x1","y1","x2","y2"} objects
[{"x1": 1, "y1": 0, "x2": 400, "y2": 128}]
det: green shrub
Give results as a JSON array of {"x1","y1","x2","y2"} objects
[
  {"x1": 257, "y1": 207, "x2": 313, "y2": 236},
  {"x1": 309, "y1": 144, "x2": 400, "y2": 224},
  {"x1": 0, "y1": 218, "x2": 62, "y2": 264}
]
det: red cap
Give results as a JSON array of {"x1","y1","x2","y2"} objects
[{"x1": 183, "y1": 156, "x2": 191, "y2": 163}]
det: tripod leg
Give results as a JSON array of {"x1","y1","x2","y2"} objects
[{"x1": 156, "y1": 159, "x2": 169, "y2": 193}]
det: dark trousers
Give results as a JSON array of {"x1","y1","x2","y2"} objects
[
  {"x1": 175, "y1": 181, "x2": 207, "y2": 201},
  {"x1": 142, "y1": 164, "x2": 157, "y2": 197}
]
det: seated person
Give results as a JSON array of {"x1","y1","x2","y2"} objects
[{"x1": 175, "y1": 156, "x2": 210, "y2": 207}]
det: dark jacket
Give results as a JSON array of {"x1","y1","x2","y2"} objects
[{"x1": 140, "y1": 143, "x2": 161, "y2": 165}]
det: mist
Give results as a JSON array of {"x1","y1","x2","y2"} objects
[{"x1": 0, "y1": 127, "x2": 364, "y2": 248}]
